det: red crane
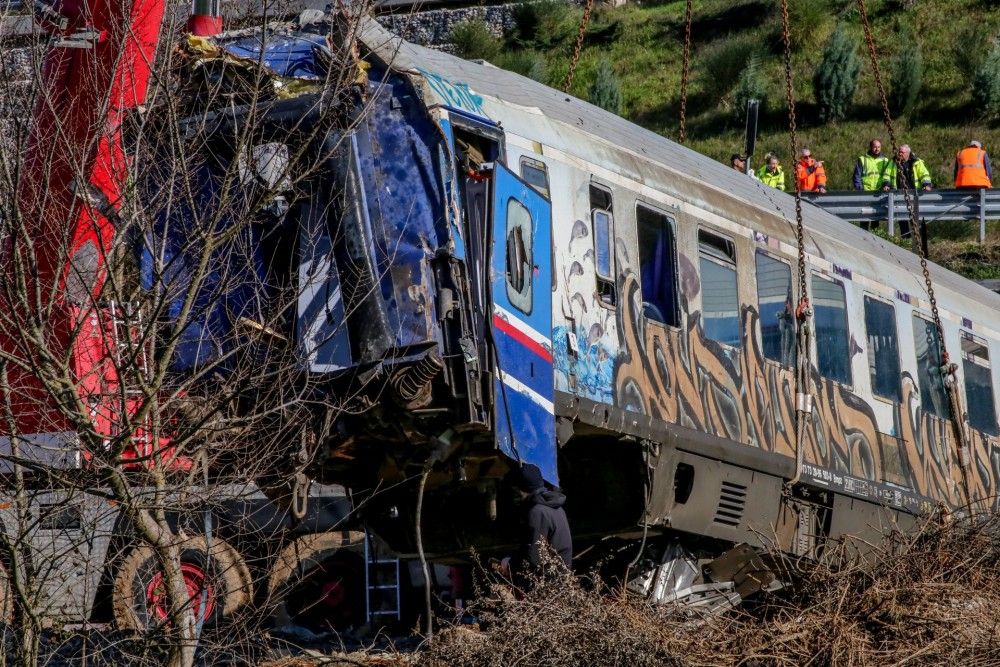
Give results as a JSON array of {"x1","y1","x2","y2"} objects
[{"x1": 6, "y1": 0, "x2": 220, "y2": 462}]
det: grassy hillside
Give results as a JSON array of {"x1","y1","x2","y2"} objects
[{"x1": 461, "y1": 0, "x2": 1000, "y2": 277}]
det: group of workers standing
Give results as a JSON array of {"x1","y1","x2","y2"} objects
[{"x1": 730, "y1": 139, "x2": 993, "y2": 194}]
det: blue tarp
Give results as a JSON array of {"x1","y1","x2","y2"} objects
[{"x1": 220, "y1": 33, "x2": 330, "y2": 80}]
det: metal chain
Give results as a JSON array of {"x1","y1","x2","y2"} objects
[
  {"x1": 564, "y1": 0, "x2": 595, "y2": 92},
  {"x1": 856, "y1": 0, "x2": 935, "y2": 330},
  {"x1": 856, "y1": 0, "x2": 975, "y2": 501},
  {"x1": 677, "y1": 0, "x2": 693, "y2": 144},
  {"x1": 779, "y1": 0, "x2": 811, "y2": 489},
  {"x1": 779, "y1": 2, "x2": 806, "y2": 311}
]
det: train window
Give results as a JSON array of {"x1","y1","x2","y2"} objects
[
  {"x1": 912, "y1": 315, "x2": 949, "y2": 419},
  {"x1": 755, "y1": 252, "x2": 794, "y2": 366},
  {"x1": 505, "y1": 198, "x2": 533, "y2": 313},
  {"x1": 636, "y1": 204, "x2": 679, "y2": 327},
  {"x1": 961, "y1": 332, "x2": 997, "y2": 435},
  {"x1": 863, "y1": 296, "x2": 901, "y2": 402},
  {"x1": 519, "y1": 157, "x2": 549, "y2": 198},
  {"x1": 699, "y1": 230, "x2": 740, "y2": 347},
  {"x1": 812, "y1": 275, "x2": 851, "y2": 385},
  {"x1": 590, "y1": 184, "x2": 616, "y2": 306}
]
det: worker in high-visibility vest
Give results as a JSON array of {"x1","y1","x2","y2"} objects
[
  {"x1": 853, "y1": 138, "x2": 890, "y2": 192},
  {"x1": 795, "y1": 148, "x2": 827, "y2": 193},
  {"x1": 884, "y1": 144, "x2": 933, "y2": 240},
  {"x1": 954, "y1": 140, "x2": 993, "y2": 189},
  {"x1": 885, "y1": 144, "x2": 933, "y2": 192},
  {"x1": 757, "y1": 153, "x2": 785, "y2": 190}
]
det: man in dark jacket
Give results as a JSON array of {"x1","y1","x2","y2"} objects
[{"x1": 505, "y1": 463, "x2": 573, "y2": 573}]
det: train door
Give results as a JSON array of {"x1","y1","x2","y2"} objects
[{"x1": 489, "y1": 163, "x2": 557, "y2": 483}]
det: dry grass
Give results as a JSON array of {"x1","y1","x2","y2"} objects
[{"x1": 417, "y1": 516, "x2": 1000, "y2": 667}]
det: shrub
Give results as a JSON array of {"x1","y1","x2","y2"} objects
[
  {"x1": 889, "y1": 30, "x2": 923, "y2": 116},
  {"x1": 953, "y1": 24, "x2": 993, "y2": 80},
  {"x1": 449, "y1": 20, "x2": 501, "y2": 61},
  {"x1": 510, "y1": 0, "x2": 575, "y2": 48},
  {"x1": 496, "y1": 50, "x2": 549, "y2": 84},
  {"x1": 972, "y1": 41, "x2": 1000, "y2": 119},
  {"x1": 699, "y1": 32, "x2": 764, "y2": 102},
  {"x1": 732, "y1": 55, "x2": 768, "y2": 122},
  {"x1": 588, "y1": 58, "x2": 622, "y2": 114},
  {"x1": 813, "y1": 25, "x2": 860, "y2": 123},
  {"x1": 787, "y1": 0, "x2": 832, "y2": 50}
]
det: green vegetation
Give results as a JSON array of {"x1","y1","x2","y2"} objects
[
  {"x1": 889, "y1": 27, "x2": 923, "y2": 117},
  {"x1": 733, "y1": 55, "x2": 768, "y2": 121},
  {"x1": 449, "y1": 20, "x2": 501, "y2": 61},
  {"x1": 588, "y1": 58, "x2": 623, "y2": 113},
  {"x1": 813, "y1": 25, "x2": 861, "y2": 123},
  {"x1": 482, "y1": 0, "x2": 1000, "y2": 278},
  {"x1": 973, "y1": 41, "x2": 1000, "y2": 119}
]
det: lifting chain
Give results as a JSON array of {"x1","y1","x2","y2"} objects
[
  {"x1": 677, "y1": 0, "x2": 693, "y2": 144},
  {"x1": 779, "y1": 0, "x2": 812, "y2": 490},
  {"x1": 856, "y1": 0, "x2": 975, "y2": 501},
  {"x1": 563, "y1": 0, "x2": 595, "y2": 92}
]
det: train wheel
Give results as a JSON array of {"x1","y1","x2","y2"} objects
[
  {"x1": 267, "y1": 531, "x2": 367, "y2": 633},
  {"x1": 112, "y1": 535, "x2": 251, "y2": 631}
]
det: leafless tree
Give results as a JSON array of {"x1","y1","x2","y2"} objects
[{"x1": 0, "y1": 0, "x2": 382, "y2": 664}]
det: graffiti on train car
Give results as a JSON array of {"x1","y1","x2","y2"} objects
[{"x1": 553, "y1": 219, "x2": 1000, "y2": 513}]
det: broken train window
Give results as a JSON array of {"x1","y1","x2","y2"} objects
[
  {"x1": 812, "y1": 274, "x2": 852, "y2": 386},
  {"x1": 755, "y1": 251, "x2": 795, "y2": 366},
  {"x1": 505, "y1": 198, "x2": 533, "y2": 314},
  {"x1": 636, "y1": 203, "x2": 679, "y2": 327},
  {"x1": 961, "y1": 331, "x2": 997, "y2": 435},
  {"x1": 590, "y1": 183, "x2": 616, "y2": 306},
  {"x1": 863, "y1": 295, "x2": 901, "y2": 403},
  {"x1": 912, "y1": 314, "x2": 948, "y2": 419}
]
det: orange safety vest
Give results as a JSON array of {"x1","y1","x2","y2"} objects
[
  {"x1": 955, "y1": 147, "x2": 992, "y2": 188},
  {"x1": 795, "y1": 157, "x2": 827, "y2": 192}
]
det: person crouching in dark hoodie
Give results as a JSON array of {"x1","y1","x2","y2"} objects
[{"x1": 501, "y1": 463, "x2": 573, "y2": 581}]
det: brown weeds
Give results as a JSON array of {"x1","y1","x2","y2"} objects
[{"x1": 420, "y1": 516, "x2": 1000, "y2": 666}]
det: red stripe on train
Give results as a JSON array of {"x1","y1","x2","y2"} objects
[{"x1": 492, "y1": 315, "x2": 553, "y2": 363}]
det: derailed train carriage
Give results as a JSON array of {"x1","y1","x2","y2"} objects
[{"x1": 130, "y1": 14, "x2": 1000, "y2": 617}]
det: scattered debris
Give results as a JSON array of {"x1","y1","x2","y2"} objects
[{"x1": 411, "y1": 516, "x2": 1000, "y2": 666}]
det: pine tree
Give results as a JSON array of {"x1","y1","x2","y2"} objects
[
  {"x1": 589, "y1": 59, "x2": 622, "y2": 115},
  {"x1": 813, "y1": 25, "x2": 861, "y2": 123},
  {"x1": 973, "y1": 41, "x2": 1000, "y2": 119},
  {"x1": 733, "y1": 56, "x2": 767, "y2": 122},
  {"x1": 889, "y1": 30, "x2": 923, "y2": 116}
]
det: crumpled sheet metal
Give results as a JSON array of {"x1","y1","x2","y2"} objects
[{"x1": 184, "y1": 31, "x2": 367, "y2": 99}]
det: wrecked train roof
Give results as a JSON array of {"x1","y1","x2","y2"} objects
[{"x1": 356, "y1": 17, "x2": 1000, "y2": 326}]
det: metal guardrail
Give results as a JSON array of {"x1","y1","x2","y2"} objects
[{"x1": 801, "y1": 189, "x2": 1000, "y2": 243}]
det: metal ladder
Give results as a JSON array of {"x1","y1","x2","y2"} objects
[
  {"x1": 363, "y1": 532, "x2": 401, "y2": 624},
  {"x1": 107, "y1": 301, "x2": 151, "y2": 453},
  {"x1": 108, "y1": 301, "x2": 150, "y2": 386}
]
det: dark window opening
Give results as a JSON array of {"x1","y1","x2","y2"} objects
[
  {"x1": 505, "y1": 198, "x2": 533, "y2": 314},
  {"x1": 519, "y1": 157, "x2": 549, "y2": 198},
  {"x1": 962, "y1": 332, "x2": 997, "y2": 435},
  {"x1": 591, "y1": 183, "x2": 616, "y2": 306},
  {"x1": 636, "y1": 204, "x2": 679, "y2": 326},
  {"x1": 812, "y1": 275, "x2": 851, "y2": 385},
  {"x1": 912, "y1": 315, "x2": 949, "y2": 419},
  {"x1": 699, "y1": 229, "x2": 740, "y2": 347},
  {"x1": 698, "y1": 230, "x2": 736, "y2": 263},
  {"x1": 755, "y1": 252, "x2": 795, "y2": 366},
  {"x1": 864, "y1": 296, "x2": 901, "y2": 402}
]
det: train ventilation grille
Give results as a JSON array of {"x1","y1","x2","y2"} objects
[{"x1": 713, "y1": 481, "x2": 747, "y2": 527}]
